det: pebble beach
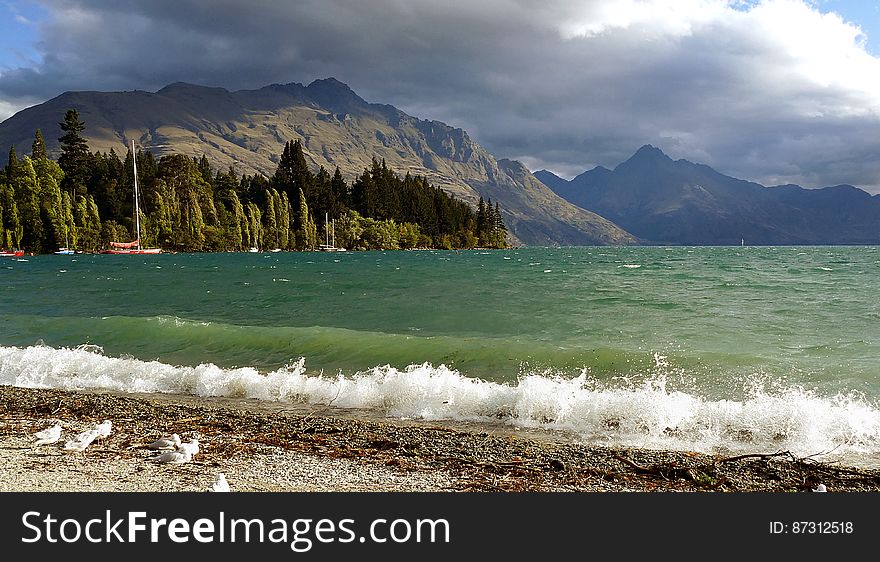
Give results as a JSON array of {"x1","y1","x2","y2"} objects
[{"x1": 3, "y1": 385, "x2": 880, "y2": 493}]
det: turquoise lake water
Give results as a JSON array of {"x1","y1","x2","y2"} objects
[{"x1": 2, "y1": 246, "x2": 879, "y2": 464}]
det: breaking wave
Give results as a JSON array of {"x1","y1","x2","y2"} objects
[{"x1": 3, "y1": 343, "x2": 880, "y2": 465}]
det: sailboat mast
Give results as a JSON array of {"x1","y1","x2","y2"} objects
[{"x1": 131, "y1": 140, "x2": 141, "y2": 251}]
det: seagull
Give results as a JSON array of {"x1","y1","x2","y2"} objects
[
  {"x1": 64, "y1": 429, "x2": 99, "y2": 453},
  {"x1": 94, "y1": 420, "x2": 112, "y2": 439},
  {"x1": 177, "y1": 438, "x2": 200, "y2": 458},
  {"x1": 211, "y1": 473, "x2": 230, "y2": 492},
  {"x1": 812, "y1": 483, "x2": 827, "y2": 492},
  {"x1": 71, "y1": 427, "x2": 97, "y2": 442},
  {"x1": 148, "y1": 449, "x2": 193, "y2": 464},
  {"x1": 33, "y1": 422, "x2": 62, "y2": 446},
  {"x1": 146, "y1": 434, "x2": 181, "y2": 450}
]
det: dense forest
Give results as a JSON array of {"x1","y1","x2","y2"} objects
[{"x1": 0, "y1": 109, "x2": 508, "y2": 254}]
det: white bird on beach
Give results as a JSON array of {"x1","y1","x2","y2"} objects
[
  {"x1": 71, "y1": 427, "x2": 97, "y2": 442},
  {"x1": 148, "y1": 449, "x2": 193, "y2": 464},
  {"x1": 146, "y1": 433, "x2": 181, "y2": 450},
  {"x1": 64, "y1": 429, "x2": 99, "y2": 452},
  {"x1": 94, "y1": 420, "x2": 112, "y2": 438},
  {"x1": 177, "y1": 438, "x2": 200, "y2": 458},
  {"x1": 33, "y1": 422, "x2": 62, "y2": 446},
  {"x1": 211, "y1": 473, "x2": 230, "y2": 492}
]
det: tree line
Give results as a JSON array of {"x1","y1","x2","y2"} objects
[{"x1": 0, "y1": 109, "x2": 508, "y2": 253}]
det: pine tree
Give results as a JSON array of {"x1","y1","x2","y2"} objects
[
  {"x1": 476, "y1": 197, "x2": 487, "y2": 242},
  {"x1": 329, "y1": 167, "x2": 347, "y2": 216},
  {"x1": 490, "y1": 202, "x2": 501, "y2": 248},
  {"x1": 272, "y1": 139, "x2": 313, "y2": 203},
  {"x1": 32, "y1": 129, "x2": 47, "y2": 160},
  {"x1": 57, "y1": 109, "x2": 91, "y2": 199}
]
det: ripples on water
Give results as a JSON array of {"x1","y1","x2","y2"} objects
[{"x1": 2, "y1": 246, "x2": 879, "y2": 464}]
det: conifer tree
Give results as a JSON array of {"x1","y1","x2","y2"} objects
[
  {"x1": 61, "y1": 191, "x2": 76, "y2": 248},
  {"x1": 476, "y1": 197, "x2": 487, "y2": 241},
  {"x1": 493, "y1": 202, "x2": 507, "y2": 248},
  {"x1": 264, "y1": 189, "x2": 278, "y2": 250},
  {"x1": 235, "y1": 195, "x2": 249, "y2": 251},
  {"x1": 272, "y1": 139, "x2": 313, "y2": 203},
  {"x1": 295, "y1": 187, "x2": 317, "y2": 250},
  {"x1": 246, "y1": 202, "x2": 262, "y2": 250},
  {"x1": 278, "y1": 191, "x2": 290, "y2": 250},
  {"x1": 329, "y1": 167, "x2": 348, "y2": 216},
  {"x1": 32, "y1": 129, "x2": 47, "y2": 160},
  {"x1": 58, "y1": 109, "x2": 91, "y2": 199}
]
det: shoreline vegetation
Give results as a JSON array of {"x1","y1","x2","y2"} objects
[
  {"x1": 3, "y1": 385, "x2": 880, "y2": 492},
  {"x1": 0, "y1": 109, "x2": 509, "y2": 255}
]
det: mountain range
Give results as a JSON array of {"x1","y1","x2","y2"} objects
[
  {"x1": 2, "y1": 80, "x2": 875, "y2": 246},
  {"x1": 536, "y1": 145, "x2": 880, "y2": 245},
  {"x1": 0, "y1": 78, "x2": 635, "y2": 247}
]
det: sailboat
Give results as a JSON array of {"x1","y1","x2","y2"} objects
[
  {"x1": 101, "y1": 140, "x2": 162, "y2": 255},
  {"x1": 319, "y1": 212, "x2": 346, "y2": 252},
  {"x1": 54, "y1": 230, "x2": 75, "y2": 255}
]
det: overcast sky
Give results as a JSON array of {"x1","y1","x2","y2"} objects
[{"x1": 1, "y1": 0, "x2": 879, "y2": 191}]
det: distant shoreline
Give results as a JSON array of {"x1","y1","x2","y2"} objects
[
  {"x1": 9, "y1": 243, "x2": 880, "y2": 257},
  {"x1": 2, "y1": 385, "x2": 879, "y2": 492}
]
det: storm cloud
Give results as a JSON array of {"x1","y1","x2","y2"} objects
[{"x1": 1, "y1": 0, "x2": 879, "y2": 191}]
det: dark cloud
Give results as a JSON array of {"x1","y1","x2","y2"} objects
[{"x1": 2, "y1": 0, "x2": 879, "y2": 191}]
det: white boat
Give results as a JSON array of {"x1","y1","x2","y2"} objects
[
  {"x1": 319, "y1": 213, "x2": 346, "y2": 252},
  {"x1": 55, "y1": 231, "x2": 75, "y2": 255},
  {"x1": 101, "y1": 140, "x2": 162, "y2": 255}
]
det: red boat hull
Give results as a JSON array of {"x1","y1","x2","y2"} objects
[
  {"x1": 0, "y1": 250, "x2": 24, "y2": 257},
  {"x1": 99, "y1": 248, "x2": 162, "y2": 254}
]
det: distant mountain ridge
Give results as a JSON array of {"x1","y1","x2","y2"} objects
[
  {"x1": 0, "y1": 78, "x2": 637, "y2": 247},
  {"x1": 536, "y1": 145, "x2": 880, "y2": 245}
]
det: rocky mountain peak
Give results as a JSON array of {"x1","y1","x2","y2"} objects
[
  {"x1": 304, "y1": 77, "x2": 368, "y2": 113},
  {"x1": 616, "y1": 144, "x2": 673, "y2": 170}
]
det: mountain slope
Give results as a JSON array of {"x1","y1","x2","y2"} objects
[
  {"x1": 0, "y1": 79, "x2": 637, "y2": 247},
  {"x1": 540, "y1": 145, "x2": 880, "y2": 245}
]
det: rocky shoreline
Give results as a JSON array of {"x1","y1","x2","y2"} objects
[{"x1": 2, "y1": 385, "x2": 879, "y2": 492}]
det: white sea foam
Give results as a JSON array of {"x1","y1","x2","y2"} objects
[{"x1": 2, "y1": 344, "x2": 880, "y2": 463}]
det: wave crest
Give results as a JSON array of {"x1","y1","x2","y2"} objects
[{"x1": 2, "y1": 343, "x2": 880, "y2": 464}]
